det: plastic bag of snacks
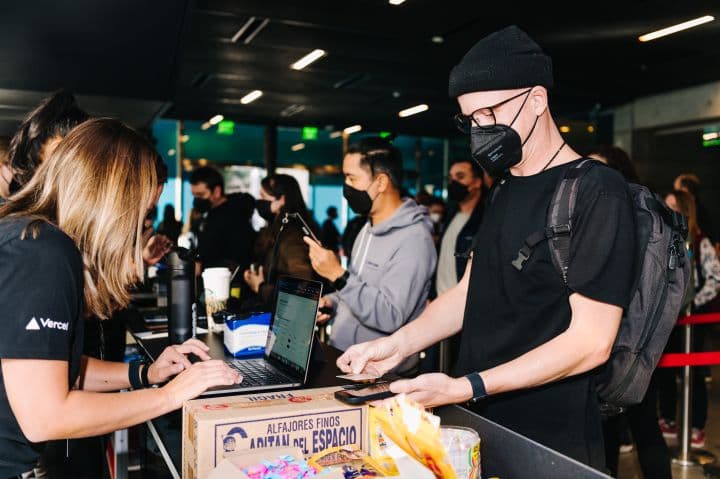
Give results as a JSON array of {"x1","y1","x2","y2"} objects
[
  {"x1": 308, "y1": 445, "x2": 397, "y2": 478},
  {"x1": 369, "y1": 394, "x2": 457, "y2": 479}
]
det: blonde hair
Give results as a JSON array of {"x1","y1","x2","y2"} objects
[
  {"x1": 0, "y1": 118, "x2": 159, "y2": 318},
  {"x1": 670, "y1": 189, "x2": 699, "y2": 238}
]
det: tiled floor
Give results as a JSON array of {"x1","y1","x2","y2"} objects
[{"x1": 617, "y1": 328, "x2": 720, "y2": 479}]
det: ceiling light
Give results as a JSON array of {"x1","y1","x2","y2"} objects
[
  {"x1": 201, "y1": 122, "x2": 211, "y2": 130},
  {"x1": 167, "y1": 149, "x2": 176, "y2": 156},
  {"x1": 343, "y1": 125, "x2": 362, "y2": 135},
  {"x1": 639, "y1": 15, "x2": 714, "y2": 42},
  {"x1": 703, "y1": 132, "x2": 719, "y2": 141},
  {"x1": 280, "y1": 104, "x2": 305, "y2": 117},
  {"x1": 329, "y1": 131, "x2": 343, "y2": 139},
  {"x1": 389, "y1": 0, "x2": 406, "y2": 4},
  {"x1": 431, "y1": 36, "x2": 444, "y2": 44},
  {"x1": 291, "y1": 49, "x2": 327, "y2": 70},
  {"x1": 291, "y1": 143, "x2": 306, "y2": 152},
  {"x1": 399, "y1": 104, "x2": 429, "y2": 118},
  {"x1": 209, "y1": 114, "x2": 224, "y2": 125},
  {"x1": 587, "y1": 125, "x2": 595, "y2": 133},
  {"x1": 559, "y1": 126, "x2": 571, "y2": 133},
  {"x1": 240, "y1": 90, "x2": 263, "y2": 104},
  {"x1": 180, "y1": 134, "x2": 190, "y2": 143}
]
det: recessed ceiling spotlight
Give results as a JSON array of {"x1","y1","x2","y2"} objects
[
  {"x1": 389, "y1": 0, "x2": 406, "y2": 5},
  {"x1": 398, "y1": 104, "x2": 429, "y2": 118},
  {"x1": 209, "y1": 114, "x2": 224, "y2": 125},
  {"x1": 291, "y1": 49, "x2": 327, "y2": 70},
  {"x1": 392, "y1": 91, "x2": 401, "y2": 98},
  {"x1": 343, "y1": 125, "x2": 362, "y2": 135},
  {"x1": 431, "y1": 36, "x2": 444, "y2": 44},
  {"x1": 240, "y1": 90, "x2": 263, "y2": 104},
  {"x1": 291, "y1": 143, "x2": 306, "y2": 152}
]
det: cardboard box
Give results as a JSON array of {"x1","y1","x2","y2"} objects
[{"x1": 183, "y1": 387, "x2": 368, "y2": 479}]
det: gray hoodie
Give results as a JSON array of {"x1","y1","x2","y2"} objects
[{"x1": 328, "y1": 199, "x2": 437, "y2": 353}]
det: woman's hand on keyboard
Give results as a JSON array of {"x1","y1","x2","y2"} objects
[
  {"x1": 162, "y1": 360, "x2": 242, "y2": 408},
  {"x1": 147, "y1": 338, "x2": 211, "y2": 385}
]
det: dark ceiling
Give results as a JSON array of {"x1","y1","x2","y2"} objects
[{"x1": 1, "y1": 0, "x2": 720, "y2": 137}]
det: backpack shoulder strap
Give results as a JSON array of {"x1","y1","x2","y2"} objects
[
  {"x1": 511, "y1": 159, "x2": 597, "y2": 280},
  {"x1": 546, "y1": 158, "x2": 597, "y2": 283}
]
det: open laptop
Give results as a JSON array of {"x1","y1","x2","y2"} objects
[{"x1": 200, "y1": 276, "x2": 322, "y2": 396}]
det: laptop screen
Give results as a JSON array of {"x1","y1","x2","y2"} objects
[{"x1": 265, "y1": 277, "x2": 322, "y2": 378}]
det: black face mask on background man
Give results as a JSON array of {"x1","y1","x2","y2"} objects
[
  {"x1": 255, "y1": 199, "x2": 275, "y2": 222},
  {"x1": 343, "y1": 182, "x2": 375, "y2": 216},
  {"x1": 193, "y1": 197, "x2": 212, "y2": 214},
  {"x1": 447, "y1": 180, "x2": 470, "y2": 203},
  {"x1": 470, "y1": 91, "x2": 538, "y2": 177}
]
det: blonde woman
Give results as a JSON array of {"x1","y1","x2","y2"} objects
[{"x1": 0, "y1": 119, "x2": 241, "y2": 477}]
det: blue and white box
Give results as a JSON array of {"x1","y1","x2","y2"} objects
[{"x1": 223, "y1": 312, "x2": 271, "y2": 358}]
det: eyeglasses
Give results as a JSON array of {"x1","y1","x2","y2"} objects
[{"x1": 453, "y1": 88, "x2": 532, "y2": 133}]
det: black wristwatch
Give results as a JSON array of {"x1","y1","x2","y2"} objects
[
  {"x1": 464, "y1": 372, "x2": 488, "y2": 403},
  {"x1": 332, "y1": 270, "x2": 350, "y2": 290}
]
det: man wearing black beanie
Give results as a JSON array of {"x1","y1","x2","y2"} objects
[{"x1": 337, "y1": 26, "x2": 637, "y2": 470}]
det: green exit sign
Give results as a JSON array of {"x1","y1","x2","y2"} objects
[
  {"x1": 302, "y1": 126, "x2": 319, "y2": 141},
  {"x1": 217, "y1": 120, "x2": 235, "y2": 135},
  {"x1": 379, "y1": 131, "x2": 392, "y2": 138}
]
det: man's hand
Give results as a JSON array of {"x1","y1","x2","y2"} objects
[
  {"x1": 146, "y1": 339, "x2": 211, "y2": 384},
  {"x1": 336, "y1": 336, "x2": 406, "y2": 377},
  {"x1": 243, "y1": 266, "x2": 265, "y2": 294},
  {"x1": 317, "y1": 296, "x2": 334, "y2": 324},
  {"x1": 390, "y1": 373, "x2": 473, "y2": 408},
  {"x1": 304, "y1": 237, "x2": 344, "y2": 281},
  {"x1": 143, "y1": 234, "x2": 173, "y2": 266}
]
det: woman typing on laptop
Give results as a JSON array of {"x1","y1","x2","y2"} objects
[{"x1": 0, "y1": 119, "x2": 241, "y2": 478}]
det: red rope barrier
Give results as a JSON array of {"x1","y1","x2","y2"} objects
[
  {"x1": 676, "y1": 312, "x2": 720, "y2": 326},
  {"x1": 658, "y1": 352, "x2": 720, "y2": 367}
]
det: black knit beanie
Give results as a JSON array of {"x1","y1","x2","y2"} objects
[{"x1": 448, "y1": 25, "x2": 553, "y2": 98}]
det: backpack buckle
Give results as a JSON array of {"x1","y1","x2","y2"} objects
[
  {"x1": 512, "y1": 247, "x2": 531, "y2": 271},
  {"x1": 546, "y1": 223, "x2": 571, "y2": 237}
]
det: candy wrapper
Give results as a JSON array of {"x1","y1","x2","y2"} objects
[
  {"x1": 308, "y1": 445, "x2": 396, "y2": 478},
  {"x1": 369, "y1": 394, "x2": 457, "y2": 479},
  {"x1": 240, "y1": 454, "x2": 329, "y2": 479}
]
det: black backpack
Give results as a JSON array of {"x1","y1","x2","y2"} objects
[{"x1": 495, "y1": 159, "x2": 691, "y2": 406}]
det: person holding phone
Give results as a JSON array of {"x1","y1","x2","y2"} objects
[
  {"x1": 0, "y1": 119, "x2": 241, "y2": 477},
  {"x1": 244, "y1": 174, "x2": 320, "y2": 308}
]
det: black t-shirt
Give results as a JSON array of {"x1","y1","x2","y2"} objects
[
  {"x1": 198, "y1": 196, "x2": 256, "y2": 272},
  {"x1": 454, "y1": 159, "x2": 636, "y2": 468},
  {"x1": 0, "y1": 217, "x2": 84, "y2": 476}
]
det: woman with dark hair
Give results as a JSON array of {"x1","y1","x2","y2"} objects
[
  {"x1": 244, "y1": 174, "x2": 319, "y2": 307},
  {"x1": 7, "y1": 89, "x2": 89, "y2": 193},
  {"x1": 587, "y1": 145, "x2": 640, "y2": 184}
]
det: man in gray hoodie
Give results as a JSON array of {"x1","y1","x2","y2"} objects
[{"x1": 304, "y1": 137, "x2": 436, "y2": 365}]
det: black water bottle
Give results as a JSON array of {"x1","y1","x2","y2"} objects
[{"x1": 167, "y1": 248, "x2": 196, "y2": 345}]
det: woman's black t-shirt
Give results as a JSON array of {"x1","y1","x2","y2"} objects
[
  {"x1": 454, "y1": 159, "x2": 636, "y2": 468},
  {"x1": 0, "y1": 217, "x2": 84, "y2": 476}
]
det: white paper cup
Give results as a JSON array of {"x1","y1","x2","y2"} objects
[{"x1": 202, "y1": 267, "x2": 231, "y2": 332}]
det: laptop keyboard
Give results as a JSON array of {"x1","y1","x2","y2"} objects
[{"x1": 225, "y1": 358, "x2": 293, "y2": 387}]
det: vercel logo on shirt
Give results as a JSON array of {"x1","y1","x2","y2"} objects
[{"x1": 25, "y1": 317, "x2": 69, "y2": 331}]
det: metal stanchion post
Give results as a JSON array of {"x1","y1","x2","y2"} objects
[
  {"x1": 673, "y1": 321, "x2": 694, "y2": 466},
  {"x1": 671, "y1": 315, "x2": 716, "y2": 468}
]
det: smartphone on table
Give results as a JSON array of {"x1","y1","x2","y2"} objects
[{"x1": 334, "y1": 382, "x2": 394, "y2": 405}]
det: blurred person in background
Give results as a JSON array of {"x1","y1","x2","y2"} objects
[
  {"x1": 428, "y1": 197, "x2": 446, "y2": 244},
  {"x1": 658, "y1": 189, "x2": 720, "y2": 449},
  {"x1": 157, "y1": 204, "x2": 183, "y2": 244},
  {"x1": 674, "y1": 173, "x2": 716, "y2": 244},
  {"x1": 190, "y1": 166, "x2": 256, "y2": 275},
  {"x1": 244, "y1": 174, "x2": 319, "y2": 308},
  {"x1": 321, "y1": 206, "x2": 341, "y2": 255}
]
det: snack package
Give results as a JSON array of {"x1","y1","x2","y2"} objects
[
  {"x1": 240, "y1": 454, "x2": 321, "y2": 479},
  {"x1": 308, "y1": 445, "x2": 397, "y2": 478},
  {"x1": 368, "y1": 395, "x2": 457, "y2": 479}
]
